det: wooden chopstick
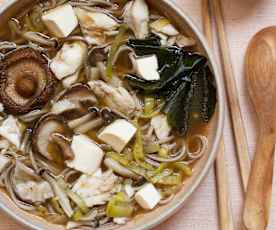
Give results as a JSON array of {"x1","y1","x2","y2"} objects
[
  {"x1": 202, "y1": 1, "x2": 234, "y2": 229},
  {"x1": 211, "y1": 0, "x2": 251, "y2": 192}
]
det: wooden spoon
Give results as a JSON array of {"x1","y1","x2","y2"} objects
[{"x1": 243, "y1": 26, "x2": 276, "y2": 230}]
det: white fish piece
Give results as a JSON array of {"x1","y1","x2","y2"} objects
[
  {"x1": 66, "y1": 135, "x2": 104, "y2": 174},
  {"x1": 88, "y1": 80, "x2": 137, "y2": 116},
  {"x1": 0, "y1": 115, "x2": 22, "y2": 148},
  {"x1": 42, "y1": 4, "x2": 78, "y2": 38},
  {"x1": 124, "y1": 0, "x2": 150, "y2": 39},
  {"x1": 50, "y1": 41, "x2": 87, "y2": 80},
  {"x1": 72, "y1": 170, "x2": 118, "y2": 207},
  {"x1": 151, "y1": 114, "x2": 171, "y2": 140},
  {"x1": 98, "y1": 119, "x2": 137, "y2": 153},
  {"x1": 75, "y1": 8, "x2": 119, "y2": 45},
  {"x1": 16, "y1": 181, "x2": 54, "y2": 203}
]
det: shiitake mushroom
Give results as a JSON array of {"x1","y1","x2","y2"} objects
[
  {"x1": 0, "y1": 47, "x2": 56, "y2": 115},
  {"x1": 52, "y1": 84, "x2": 98, "y2": 120},
  {"x1": 32, "y1": 114, "x2": 74, "y2": 162}
]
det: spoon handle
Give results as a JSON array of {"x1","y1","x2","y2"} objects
[{"x1": 243, "y1": 132, "x2": 275, "y2": 230}]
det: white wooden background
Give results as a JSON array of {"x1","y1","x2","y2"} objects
[{"x1": 0, "y1": 0, "x2": 276, "y2": 229}]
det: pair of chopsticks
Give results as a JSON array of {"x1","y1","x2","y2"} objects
[
  {"x1": 201, "y1": 0, "x2": 251, "y2": 229},
  {"x1": 201, "y1": 2, "x2": 234, "y2": 230}
]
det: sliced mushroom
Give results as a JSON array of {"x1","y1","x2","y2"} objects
[
  {"x1": 0, "y1": 47, "x2": 56, "y2": 115},
  {"x1": 123, "y1": 0, "x2": 149, "y2": 39},
  {"x1": 75, "y1": 7, "x2": 119, "y2": 45},
  {"x1": 87, "y1": 45, "x2": 108, "y2": 67},
  {"x1": 62, "y1": 70, "x2": 80, "y2": 88},
  {"x1": 51, "y1": 84, "x2": 98, "y2": 120},
  {"x1": 112, "y1": 45, "x2": 136, "y2": 74},
  {"x1": 32, "y1": 114, "x2": 73, "y2": 161}
]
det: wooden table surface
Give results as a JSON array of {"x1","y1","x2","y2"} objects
[{"x1": 1, "y1": 0, "x2": 276, "y2": 229}]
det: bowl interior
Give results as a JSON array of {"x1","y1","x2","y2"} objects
[{"x1": 0, "y1": 1, "x2": 224, "y2": 229}]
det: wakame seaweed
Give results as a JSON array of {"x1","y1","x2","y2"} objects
[{"x1": 125, "y1": 38, "x2": 217, "y2": 136}]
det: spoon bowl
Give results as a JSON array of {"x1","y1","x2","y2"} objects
[{"x1": 244, "y1": 26, "x2": 276, "y2": 230}]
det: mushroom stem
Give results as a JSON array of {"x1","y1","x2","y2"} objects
[
  {"x1": 51, "y1": 133, "x2": 75, "y2": 161},
  {"x1": 74, "y1": 117, "x2": 104, "y2": 133},
  {"x1": 68, "y1": 113, "x2": 96, "y2": 129}
]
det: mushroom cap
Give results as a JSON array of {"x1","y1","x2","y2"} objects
[
  {"x1": 52, "y1": 83, "x2": 98, "y2": 120},
  {"x1": 0, "y1": 47, "x2": 57, "y2": 115},
  {"x1": 32, "y1": 114, "x2": 73, "y2": 161}
]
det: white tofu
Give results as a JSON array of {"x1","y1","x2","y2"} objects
[
  {"x1": 0, "y1": 116, "x2": 22, "y2": 148},
  {"x1": 151, "y1": 114, "x2": 171, "y2": 140},
  {"x1": 50, "y1": 41, "x2": 87, "y2": 80},
  {"x1": 135, "y1": 183, "x2": 161, "y2": 210},
  {"x1": 135, "y1": 55, "x2": 160, "y2": 81},
  {"x1": 98, "y1": 119, "x2": 137, "y2": 153},
  {"x1": 66, "y1": 135, "x2": 104, "y2": 174},
  {"x1": 0, "y1": 155, "x2": 10, "y2": 172},
  {"x1": 42, "y1": 4, "x2": 78, "y2": 38}
]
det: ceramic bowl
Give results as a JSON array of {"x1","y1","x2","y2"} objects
[{"x1": 0, "y1": 0, "x2": 224, "y2": 229}]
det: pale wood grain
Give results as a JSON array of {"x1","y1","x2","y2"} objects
[
  {"x1": 211, "y1": 0, "x2": 251, "y2": 193},
  {"x1": 202, "y1": 1, "x2": 234, "y2": 230},
  {"x1": 243, "y1": 27, "x2": 276, "y2": 230}
]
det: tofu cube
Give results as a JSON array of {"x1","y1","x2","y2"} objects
[
  {"x1": 42, "y1": 4, "x2": 78, "y2": 38},
  {"x1": 97, "y1": 119, "x2": 137, "y2": 153},
  {"x1": 0, "y1": 155, "x2": 10, "y2": 172},
  {"x1": 0, "y1": 116, "x2": 22, "y2": 148},
  {"x1": 135, "y1": 183, "x2": 161, "y2": 210},
  {"x1": 66, "y1": 135, "x2": 104, "y2": 174},
  {"x1": 135, "y1": 55, "x2": 160, "y2": 81}
]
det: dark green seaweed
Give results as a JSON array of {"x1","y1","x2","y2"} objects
[{"x1": 125, "y1": 38, "x2": 217, "y2": 135}]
